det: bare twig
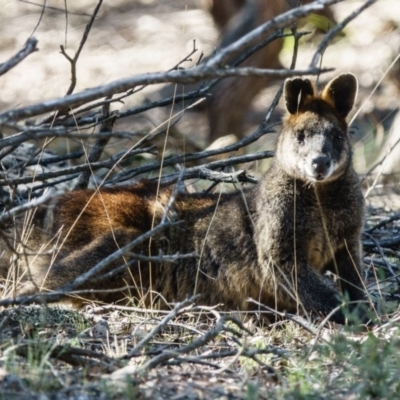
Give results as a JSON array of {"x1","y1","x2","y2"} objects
[
  {"x1": 157, "y1": 153, "x2": 273, "y2": 186},
  {"x1": 310, "y1": 0, "x2": 377, "y2": 68},
  {"x1": 109, "y1": 120, "x2": 276, "y2": 183},
  {"x1": 366, "y1": 213, "x2": 400, "y2": 234},
  {"x1": 128, "y1": 295, "x2": 199, "y2": 356},
  {"x1": 137, "y1": 316, "x2": 235, "y2": 373},
  {"x1": 206, "y1": 0, "x2": 341, "y2": 68},
  {"x1": 12, "y1": 342, "x2": 120, "y2": 370},
  {"x1": 0, "y1": 67, "x2": 328, "y2": 125},
  {"x1": 0, "y1": 146, "x2": 156, "y2": 186},
  {"x1": 0, "y1": 37, "x2": 38, "y2": 76},
  {"x1": 363, "y1": 233, "x2": 400, "y2": 284},
  {"x1": 60, "y1": 0, "x2": 103, "y2": 96},
  {"x1": 248, "y1": 299, "x2": 319, "y2": 336},
  {"x1": 22, "y1": 149, "x2": 85, "y2": 167},
  {"x1": 74, "y1": 99, "x2": 117, "y2": 190},
  {"x1": 0, "y1": 191, "x2": 53, "y2": 224},
  {"x1": 0, "y1": 125, "x2": 148, "y2": 151},
  {"x1": 19, "y1": 0, "x2": 92, "y2": 16},
  {"x1": 363, "y1": 235, "x2": 400, "y2": 249}
]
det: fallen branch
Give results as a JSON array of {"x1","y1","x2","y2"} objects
[
  {"x1": 0, "y1": 146, "x2": 156, "y2": 186},
  {"x1": 0, "y1": 66, "x2": 329, "y2": 125},
  {"x1": 128, "y1": 295, "x2": 200, "y2": 356},
  {"x1": 0, "y1": 37, "x2": 38, "y2": 76}
]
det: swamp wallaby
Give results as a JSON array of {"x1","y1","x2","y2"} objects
[{"x1": 0, "y1": 73, "x2": 366, "y2": 324}]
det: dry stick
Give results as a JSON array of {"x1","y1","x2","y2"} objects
[
  {"x1": 363, "y1": 235, "x2": 400, "y2": 249},
  {"x1": 0, "y1": 126, "x2": 145, "y2": 151},
  {"x1": 60, "y1": 40, "x2": 203, "y2": 126},
  {"x1": 19, "y1": 0, "x2": 92, "y2": 16},
  {"x1": 74, "y1": 99, "x2": 117, "y2": 190},
  {"x1": 0, "y1": 191, "x2": 53, "y2": 224},
  {"x1": 29, "y1": 0, "x2": 46, "y2": 38},
  {"x1": 363, "y1": 233, "x2": 400, "y2": 284},
  {"x1": 0, "y1": 146, "x2": 156, "y2": 186},
  {"x1": 128, "y1": 295, "x2": 199, "y2": 356},
  {"x1": 197, "y1": 347, "x2": 288, "y2": 361},
  {"x1": 108, "y1": 118, "x2": 276, "y2": 183},
  {"x1": 34, "y1": 0, "x2": 103, "y2": 125},
  {"x1": 0, "y1": 66, "x2": 329, "y2": 125},
  {"x1": 165, "y1": 357, "x2": 228, "y2": 371},
  {"x1": 0, "y1": 37, "x2": 38, "y2": 76},
  {"x1": 310, "y1": 0, "x2": 377, "y2": 69},
  {"x1": 69, "y1": 29, "x2": 308, "y2": 127},
  {"x1": 12, "y1": 342, "x2": 120, "y2": 370},
  {"x1": 0, "y1": 280, "x2": 142, "y2": 308},
  {"x1": 0, "y1": 144, "x2": 21, "y2": 162},
  {"x1": 248, "y1": 299, "x2": 319, "y2": 336},
  {"x1": 366, "y1": 212, "x2": 400, "y2": 234},
  {"x1": 206, "y1": 0, "x2": 340, "y2": 69},
  {"x1": 137, "y1": 315, "x2": 249, "y2": 373},
  {"x1": 184, "y1": 168, "x2": 257, "y2": 185},
  {"x1": 157, "y1": 151, "x2": 273, "y2": 186},
  {"x1": 60, "y1": 0, "x2": 103, "y2": 96},
  {"x1": 22, "y1": 149, "x2": 85, "y2": 167}
]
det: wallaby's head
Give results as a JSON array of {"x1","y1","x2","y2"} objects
[{"x1": 277, "y1": 73, "x2": 358, "y2": 183}]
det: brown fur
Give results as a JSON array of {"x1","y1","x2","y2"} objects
[{"x1": 0, "y1": 74, "x2": 365, "y2": 323}]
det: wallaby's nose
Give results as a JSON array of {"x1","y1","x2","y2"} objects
[{"x1": 311, "y1": 156, "x2": 331, "y2": 177}]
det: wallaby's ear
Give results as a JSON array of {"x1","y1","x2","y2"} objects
[
  {"x1": 321, "y1": 73, "x2": 358, "y2": 118},
  {"x1": 284, "y1": 78, "x2": 315, "y2": 114}
]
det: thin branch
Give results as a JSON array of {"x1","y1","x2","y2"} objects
[
  {"x1": 310, "y1": 0, "x2": 377, "y2": 68},
  {"x1": 74, "y1": 99, "x2": 117, "y2": 190},
  {"x1": 206, "y1": 0, "x2": 341, "y2": 68},
  {"x1": 365, "y1": 213, "x2": 400, "y2": 234},
  {"x1": 0, "y1": 37, "x2": 38, "y2": 76},
  {"x1": 13, "y1": 342, "x2": 119, "y2": 370},
  {"x1": 64, "y1": 30, "x2": 309, "y2": 128},
  {"x1": 109, "y1": 121, "x2": 276, "y2": 183},
  {"x1": 18, "y1": 0, "x2": 92, "y2": 16},
  {"x1": 156, "y1": 153, "x2": 273, "y2": 186},
  {"x1": 0, "y1": 126, "x2": 146, "y2": 151},
  {"x1": 0, "y1": 66, "x2": 329, "y2": 125},
  {"x1": 128, "y1": 295, "x2": 199, "y2": 356},
  {"x1": 248, "y1": 299, "x2": 319, "y2": 336},
  {"x1": 0, "y1": 191, "x2": 53, "y2": 224},
  {"x1": 136, "y1": 315, "x2": 250, "y2": 374},
  {"x1": 0, "y1": 147, "x2": 156, "y2": 186},
  {"x1": 363, "y1": 235, "x2": 400, "y2": 249},
  {"x1": 60, "y1": 0, "x2": 103, "y2": 95},
  {"x1": 22, "y1": 150, "x2": 85, "y2": 167},
  {"x1": 363, "y1": 233, "x2": 400, "y2": 284}
]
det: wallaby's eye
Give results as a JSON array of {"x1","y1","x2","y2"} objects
[
  {"x1": 296, "y1": 130, "x2": 305, "y2": 143},
  {"x1": 333, "y1": 133, "x2": 345, "y2": 144}
]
